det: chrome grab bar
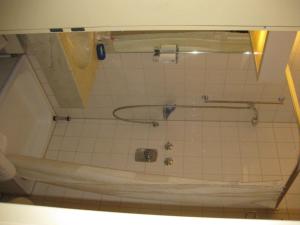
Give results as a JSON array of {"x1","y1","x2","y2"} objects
[{"x1": 201, "y1": 95, "x2": 285, "y2": 105}]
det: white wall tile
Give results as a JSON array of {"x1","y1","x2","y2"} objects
[
  {"x1": 258, "y1": 142, "x2": 278, "y2": 158},
  {"x1": 241, "y1": 158, "x2": 261, "y2": 175},
  {"x1": 183, "y1": 156, "x2": 202, "y2": 176},
  {"x1": 274, "y1": 127, "x2": 294, "y2": 142},
  {"x1": 225, "y1": 70, "x2": 247, "y2": 85},
  {"x1": 81, "y1": 120, "x2": 100, "y2": 138},
  {"x1": 202, "y1": 141, "x2": 221, "y2": 158},
  {"x1": 221, "y1": 141, "x2": 240, "y2": 158},
  {"x1": 121, "y1": 53, "x2": 143, "y2": 69},
  {"x1": 238, "y1": 126, "x2": 257, "y2": 142},
  {"x1": 77, "y1": 138, "x2": 96, "y2": 153},
  {"x1": 103, "y1": 54, "x2": 122, "y2": 68},
  {"x1": 260, "y1": 158, "x2": 281, "y2": 176},
  {"x1": 206, "y1": 53, "x2": 228, "y2": 70},
  {"x1": 240, "y1": 142, "x2": 259, "y2": 158},
  {"x1": 202, "y1": 125, "x2": 220, "y2": 141},
  {"x1": 206, "y1": 70, "x2": 227, "y2": 84},
  {"x1": 132, "y1": 125, "x2": 149, "y2": 140},
  {"x1": 60, "y1": 137, "x2": 79, "y2": 151},
  {"x1": 167, "y1": 125, "x2": 185, "y2": 141},
  {"x1": 184, "y1": 141, "x2": 202, "y2": 157},
  {"x1": 98, "y1": 122, "x2": 116, "y2": 139},
  {"x1": 228, "y1": 54, "x2": 250, "y2": 70},
  {"x1": 94, "y1": 139, "x2": 113, "y2": 153},
  {"x1": 280, "y1": 159, "x2": 297, "y2": 175},
  {"x1": 220, "y1": 126, "x2": 239, "y2": 141},
  {"x1": 53, "y1": 123, "x2": 67, "y2": 136},
  {"x1": 48, "y1": 136, "x2": 63, "y2": 150},
  {"x1": 112, "y1": 140, "x2": 130, "y2": 155},
  {"x1": 184, "y1": 54, "x2": 206, "y2": 69},
  {"x1": 114, "y1": 123, "x2": 133, "y2": 139},
  {"x1": 202, "y1": 158, "x2": 222, "y2": 175},
  {"x1": 256, "y1": 127, "x2": 275, "y2": 142},
  {"x1": 65, "y1": 121, "x2": 84, "y2": 137},
  {"x1": 277, "y1": 142, "x2": 297, "y2": 158},
  {"x1": 222, "y1": 158, "x2": 241, "y2": 174}
]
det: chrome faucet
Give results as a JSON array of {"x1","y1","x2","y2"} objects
[
  {"x1": 164, "y1": 141, "x2": 173, "y2": 150},
  {"x1": 164, "y1": 157, "x2": 174, "y2": 166}
]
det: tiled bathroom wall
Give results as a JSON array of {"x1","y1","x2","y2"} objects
[
  {"x1": 59, "y1": 52, "x2": 294, "y2": 123},
  {"x1": 46, "y1": 120, "x2": 298, "y2": 182},
  {"x1": 26, "y1": 50, "x2": 295, "y2": 123}
]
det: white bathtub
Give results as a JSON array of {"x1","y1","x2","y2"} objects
[{"x1": 0, "y1": 55, "x2": 55, "y2": 193}]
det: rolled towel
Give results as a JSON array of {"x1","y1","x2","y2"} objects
[{"x1": 0, "y1": 152, "x2": 16, "y2": 181}]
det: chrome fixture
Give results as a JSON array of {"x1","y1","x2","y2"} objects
[
  {"x1": 202, "y1": 95, "x2": 285, "y2": 105},
  {"x1": 164, "y1": 157, "x2": 174, "y2": 166},
  {"x1": 135, "y1": 148, "x2": 157, "y2": 162},
  {"x1": 112, "y1": 95, "x2": 285, "y2": 127},
  {"x1": 53, "y1": 115, "x2": 71, "y2": 121},
  {"x1": 202, "y1": 95, "x2": 285, "y2": 126},
  {"x1": 164, "y1": 141, "x2": 173, "y2": 151},
  {"x1": 153, "y1": 45, "x2": 178, "y2": 64},
  {"x1": 163, "y1": 104, "x2": 176, "y2": 120},
  {"x1": 113, "y1": 104, "x2": 259, "y2": 127}
]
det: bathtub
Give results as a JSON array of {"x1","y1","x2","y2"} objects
[{"x1": 0, "y1": 55, "x2": 55, "y2": 193}]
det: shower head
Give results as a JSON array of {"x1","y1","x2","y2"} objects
[{"x1": 163, "y1": 104, "x2": 176, "y2": 120}]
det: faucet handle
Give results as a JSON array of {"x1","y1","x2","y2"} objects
[{"x1": 164, "y1": 141, "x2": 173, "y2": 150}]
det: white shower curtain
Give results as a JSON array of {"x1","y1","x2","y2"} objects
[{"x1": 8, "y1": 154, "x2": 283, "y2": 208}]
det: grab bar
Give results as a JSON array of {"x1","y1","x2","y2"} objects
[{"x1": 202, "y1": 95, "x2": 285, "y2": 105}]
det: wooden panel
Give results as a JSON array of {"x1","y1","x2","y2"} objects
[
  {"x1": 252, "y1": 31, "x2": 297, "y2": 82},
  {"x1": 250, "y1": 31, "x2": 268, "y2": 75}
]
